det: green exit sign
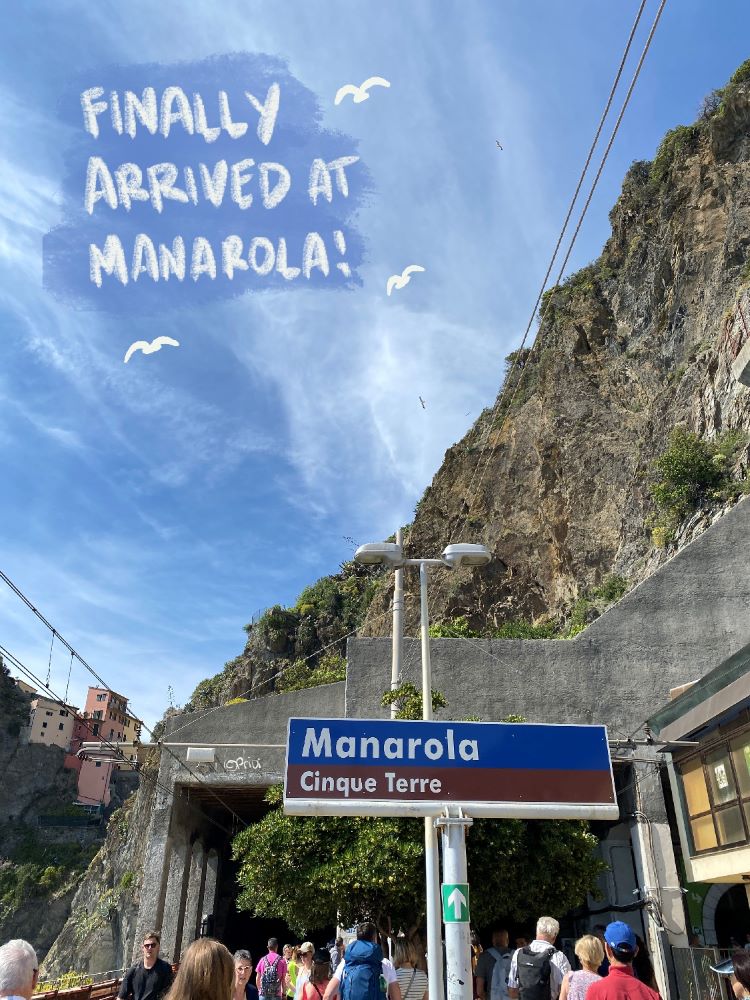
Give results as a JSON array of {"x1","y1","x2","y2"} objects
[{"x1": 441, "y1": 882, "x2": 470, "y2": 922}]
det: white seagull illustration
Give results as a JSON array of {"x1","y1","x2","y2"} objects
[
  {"x1": 124, "y1": 336, "x2": 180, "y2": 363},
  {"x1": 386, "y1": 265, "x2": 425, "y2": 296},
  {"x1": 334, "y1": 76, "x2": 391, "y2": 106}
]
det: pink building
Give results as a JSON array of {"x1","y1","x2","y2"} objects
[
  {"x1": 77, "y1": 756, "x2": 116, "y2": 807},
  {"x1": 82, "y1": 687, "x2": 128, "y2": 743},
  {"x1": 70, "y1": 687, "x2": 132, "y2": 807}
]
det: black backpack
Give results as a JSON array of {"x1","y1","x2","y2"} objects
[{"x1": 516, "y1": 947, "x2": 554, "y2": 1000}]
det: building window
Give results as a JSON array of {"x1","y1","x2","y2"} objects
[
  {"x1": 96, "y1": 693, "x2": 106, "y2": 701},
  {"x1": 679, "y1": 726, "x2": 750, "y2": 854},
  {"x1": 58, "y1": 723, "x2": 64, "y2": 731},
  {"x1": 45, "y1": 710, "x2": 53, "y2": 717},
  {"x1": 93, "y1": 710, "x2": 103, "y2": 720},
  {"x1": 95, "y1": 761, "x2": 101, "y2": 768},
  {"x1": 59, "y1": 710, "x2": 67, "y2": 717},
  {"x1": 42, "y1": 722, "x2": 48, "y2": 729}
]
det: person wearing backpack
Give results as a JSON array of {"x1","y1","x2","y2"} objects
[
  {"x1": 257, "y1": 938, "x2": 289, "y2": 1000},
  {"x1": 507, "y1": 917, "x2": 571, "y2": 1000},
  {"x1": 322, "y1": 922, "x2": 401, "y2": 1000},
  {"x1": 476, "y1": 928, "x2": 513, "y2": 1000}
]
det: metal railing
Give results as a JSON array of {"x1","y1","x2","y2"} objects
[
  {"x1": 37, "y1": 815, "x2": 103, "y2": 828},
  {"x1": 672, "y1": 948, "x2": 735, "y2": 1000},
  {"x1": 34, "y1": 969, "x2": 125, "y2": 997}
]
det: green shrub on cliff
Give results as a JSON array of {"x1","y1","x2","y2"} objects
[
  {"x1": 276, "y1": 653, "x2": 347, "y2": 693},
  {"x1": 494, "y1": 618, "x2": 557, "y2": 639},
  {"x1": 430, "y1": 615, "x2": 556, "y2": 639},
  {"x1": 648, "y1": 428, "x2": 750, "y2": 546},
  {"x1": 0, "y1": 833, "x2": 97, "y2": 921},
  {"x1": 650, "y1": 125, "x2": 701, "y2": 187},
  {"x1": 429, "y1": 616, "x2": 480, "y2": 638},
  {"x1": 185, "y1": 559, "x2": 384, "y2": 709}
]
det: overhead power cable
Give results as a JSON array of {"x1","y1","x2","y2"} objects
[
  {"x1": 0, "y1": 566, "x2": 400, "y2": 831},
  {"x1": 408, "y1": 0, "x2": 669, "y2": 645},
  {"x1": 0, "y1": 567, "x2": 249, "y2": 831},
  {"x1": 459, "y1": 0, "x2": 653, "y2": 513}
]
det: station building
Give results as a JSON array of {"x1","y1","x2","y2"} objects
[
  {"x1": 650, "y1": 644, "x2": 750, "y2": 946},
  {"x1": 130, "y1": 498, "x2": 750, "y2": 998}
]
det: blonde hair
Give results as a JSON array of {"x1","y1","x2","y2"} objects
[
  {"x1": 393, "y1": 939, "x2": 418, "y2": 969},
  {"x1": 164, "y1": 938, "x2": 234, "y2": 1000},
  {"x1": 575, "y1": 935, "x2": 604, "y2": 968}
]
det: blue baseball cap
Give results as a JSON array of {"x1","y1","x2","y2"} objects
[
  {"x1": 604, "y1": 922, "x2": 637, "y2": 954},
  {"x1": 710, "y1": 958, "x2": 735, "y2": 976}
]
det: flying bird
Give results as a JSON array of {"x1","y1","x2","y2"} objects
[
  {"x1": 386, "y1": 265, "x2": 425, "y2": 296},
  {"x1": 334, "y1": 77, "x2": 391, "y2": 106},
  {"x1": 496, "y1": 140, "x2": 503, "y2": 149},
  {"x1": 124, "y1": 336, "x2": 180, "y2": 363},
  {"x1": 419, "y1": 396, "x2": 426, "y2": 410}
]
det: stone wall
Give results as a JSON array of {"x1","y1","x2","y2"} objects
[{"x1": 345, "y1": 496, "x2": 750, "y2": 731}]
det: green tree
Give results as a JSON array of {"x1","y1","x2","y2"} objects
[
  {"x1": 232, "y1": 786, "x2": 603, "y2": 937},
  {"x1": 381, "y1": 683, "x2": 446, "y2": 720}
]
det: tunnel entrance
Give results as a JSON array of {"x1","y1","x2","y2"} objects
[{"x1": 180, "y1": 782, "x2": 335, "y2": 958}]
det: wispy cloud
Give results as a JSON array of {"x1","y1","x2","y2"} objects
[{"x1": 2, "y1": 0, "x2": 746, "y2": 728}]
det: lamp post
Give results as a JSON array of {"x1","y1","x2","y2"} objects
[
  {"x1": 391, "y1": 528, "x2": 404, "y2": 719},
  {"x1": 355, "y1": 540, "x2": 491, "y2": 1000}
]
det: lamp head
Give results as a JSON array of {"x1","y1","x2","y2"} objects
[
  {"x1": 354, "y1": 542, "x2": 405, "y2": 567},
  {"x1": 441, "y1": 543, "x2": 491, "y2": 568}
]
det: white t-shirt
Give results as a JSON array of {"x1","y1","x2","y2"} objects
[
  {"x1": 334, "y1": 959, "x2": 397, "y2": 985},
  {"x1": 507, "y1": 942, "x2": 571, "y2": 1000}
]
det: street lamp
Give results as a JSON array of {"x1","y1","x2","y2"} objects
[{"x1": 355, "y1": 539, "x2": 491, "y2": 1000}]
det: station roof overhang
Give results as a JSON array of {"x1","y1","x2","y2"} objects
[{"x1": 648, "y1": 641, "x2": 750, "y2": 746}]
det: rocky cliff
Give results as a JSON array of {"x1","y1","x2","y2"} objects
[
  {"x1": 176, "y1": 61, "x2": 750, "y2": 705},
  {"x1": 361, "y1": 61, "x2": 750, "y2": 635},
  {"x1": 40, "y1": 750, "x2": 159, "y2": 976}
]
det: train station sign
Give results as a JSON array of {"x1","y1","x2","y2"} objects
[{"x1": 283, "y1": 717, "x2": 618, "y2": 819}]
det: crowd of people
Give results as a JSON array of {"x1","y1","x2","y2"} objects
[{"x1": 3, "y1": 914, "x2": 750, "y2": 1000}]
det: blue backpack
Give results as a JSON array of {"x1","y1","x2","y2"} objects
[{"x1": 340, "y1": 940, "x2": 385, "y2": 1000}]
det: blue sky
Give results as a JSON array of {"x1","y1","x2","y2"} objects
[{"x1": 1, "y1": 0, "x2": 748, "y2": 731}]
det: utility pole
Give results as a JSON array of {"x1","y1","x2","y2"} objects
[{"x1": 420, "y1": 561, "x2": 445, "y2": 1000}]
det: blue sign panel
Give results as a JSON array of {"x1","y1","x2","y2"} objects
[{"x1": 284, "y1": 718, "x2": 618, "y2": 819}]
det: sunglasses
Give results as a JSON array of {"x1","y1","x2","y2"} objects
[{"x1": 143, "y1": 943, "x2": 158, "y2": 949}]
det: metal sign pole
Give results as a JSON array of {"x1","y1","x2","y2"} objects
[{"x1": 437, "y1": 809, "x2": 473, "y2": 1000}]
